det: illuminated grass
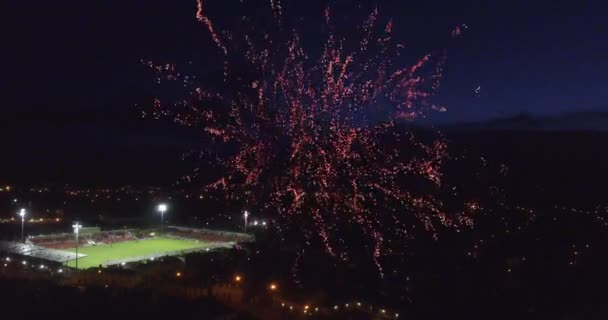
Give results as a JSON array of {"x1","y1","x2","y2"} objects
[{"x1": 64, "y1": 237, "x2": 211, "y2": 269}]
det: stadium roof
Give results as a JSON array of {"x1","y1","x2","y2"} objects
[{"x1": 0, "y1": 241, "x2": 86, "y2": 263}]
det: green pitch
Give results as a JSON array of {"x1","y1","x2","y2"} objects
[{"x1": 64, "y1": 237, "x2": 211, "y2": 269}]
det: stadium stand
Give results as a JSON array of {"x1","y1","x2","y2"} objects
[
  {"x1": 28, "y1": 230, "x2": 136, "y2": 249},
  {"x1": 166, "y1": 226, "x2": 254, "y2": 243},
  {"x1": 0, "y1": 241, "x2": 86, "y2": 263}
]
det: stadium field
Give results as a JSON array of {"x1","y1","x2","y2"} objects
[{"x1": 63, "y1": 237, "x2": 212, "y2": 269}]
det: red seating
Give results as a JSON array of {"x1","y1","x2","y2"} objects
[
  {"x1": 167, "y1": 227, "x2": 249, "y2": 243},
  {"x1": 29, "y1": 230, "x2": 136, "y2": 249}
]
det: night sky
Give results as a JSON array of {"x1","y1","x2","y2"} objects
[{"x1": 2, "y1": 0, "x2": 607, "y2": 183}]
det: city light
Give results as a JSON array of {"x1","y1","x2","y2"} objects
[
  {"x1": 234, "y1": 275, "x2": 242, "y2": 282},
  {"x1": 176, "y1": 272, "x2": 182, "y2": 277},
  {"x1": 269, "y1": 283, "x2": 278, "y2": 291}
]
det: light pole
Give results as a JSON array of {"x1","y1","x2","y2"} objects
[
  {"x1": 158, "y1": 203, "x2": 167, "y2": 232},
  {"x1": 72, "y1": 222, "x2": 82, "y2": 269},
  {"x1": 18, "y1": 209, "x2": 26, "y2": 243},
  {"x1": 243, "y1": 210, "x2": 249, "y2": 232}
]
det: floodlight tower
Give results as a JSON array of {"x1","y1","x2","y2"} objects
[
  {"x1": 18, "y1": 209, "x2": 26, "y2": 242},
  {"x1": 243, "y1": 210, "x2": 249, "y2": 232},
  {"x1": 72, "y1": 222, "x2": 82, "y2": 269},
  {"x1": 158, "y1": 203, "x2": 168, "y2": 232}
]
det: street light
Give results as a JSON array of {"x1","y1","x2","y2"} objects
[
  {"x1": 18, "y1": 209, "x2": 26, "y2": 242},
  {"x1": 243, "y1": 210, "x2": 249, "y2": 232},
  {"x1": 158, "y1": 203, "x2": 168, "y2": 232},
  {"x1": 72, "y1": 222, "x2": 82, "y2": 269}
]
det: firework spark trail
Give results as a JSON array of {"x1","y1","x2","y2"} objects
[
  {"x1": 452, "y1": 24, "x2": 468, "y2": 39},
  {"x1": 148, "y1": 0, "x2": 476, "y2": 274},
  {"x1": 270, "y1": 0, "x2": 282, "y2": 18},
  {"x1": 195, "y1": 0, "x2": 228, "y2": 56}
]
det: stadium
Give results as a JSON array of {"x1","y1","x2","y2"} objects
[{"x1": 0, "y1": 226, "x2": 253, "y2": 270}]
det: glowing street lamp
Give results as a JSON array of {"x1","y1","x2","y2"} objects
[
  {"x1": 72, "y1": 222, "x2": 82, "y2": 269},
  {"x1": 18, "y1": 209, "x2": 26, "y2": 242},
  {"x1": 243, "y1": 210, "x2": 249, "y2": 232},
  {"x1": 158, "y1": 203, "x2": 168, "y2": 231}
]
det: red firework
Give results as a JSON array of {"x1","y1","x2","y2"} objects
[{"x1": 146, "y1": 0, "x2": 472, "y2": 275}]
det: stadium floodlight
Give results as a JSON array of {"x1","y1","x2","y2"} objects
[
  {"x1": 72, "y1": 222, "x2": 82, "y2": 269},
  {"x1": 17, "y1": 208, "x2": 26, "y2": 242},
  {"x1": 158, "y1": 203, "x2": 168, "y2": 232},
  {"x1": 243, "y1": 210, "x2": 249, "y2": 232}
]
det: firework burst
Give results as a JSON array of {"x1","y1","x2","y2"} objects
[{"x1": 146, "y1": 0, "x2": 474, "y2": 275}]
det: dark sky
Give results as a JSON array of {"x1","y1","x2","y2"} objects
[{"x1": 1, "y1": 0, "x2": 607, "y2": 183}]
